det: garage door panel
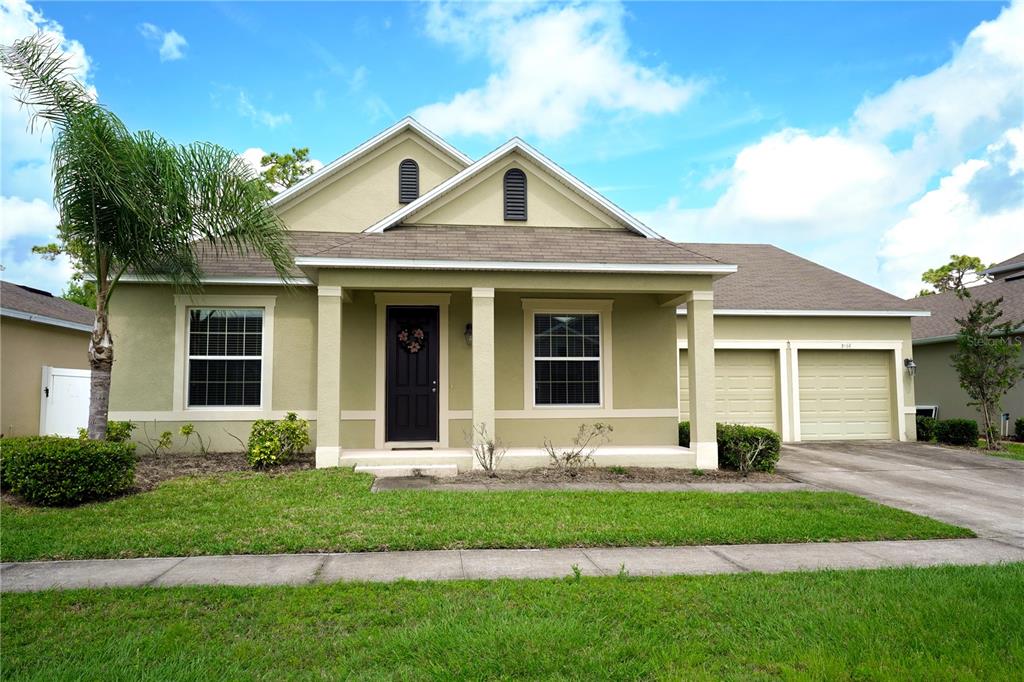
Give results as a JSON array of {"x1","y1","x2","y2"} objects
[
  {"x1": 679, "y1": 349, "x2": 779, "y2": 431},
  {"x1": 799, "y1": 350, "x2": 892, "y2": 440}
]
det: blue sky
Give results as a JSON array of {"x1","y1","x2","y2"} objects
[{"x1": 2, "y1": 1, "x2": 1022, "y2": 297}]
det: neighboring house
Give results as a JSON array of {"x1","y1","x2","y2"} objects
[
  {"x1": 910, "y1": 253, "x2": 1024, "y2": 429},
  {"x1": 1, "y1": 281, "x2": 93, "y2": 437},
  {"x1": 106, "y1": 118, "x2": 927, "y2": 473}
]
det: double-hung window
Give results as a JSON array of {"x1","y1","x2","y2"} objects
[
  {"x1": 187, "y1": 308, "x2": 263, "y2": 407},
  {"x1": 533, "y1": 313, "x2": 601, "y2": 406}
]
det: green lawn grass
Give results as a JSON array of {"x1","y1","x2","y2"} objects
[
  {"x1": 977, "y1": 440, "x2": 1024, "y2": 462},
  {"x1": 3, "y1": 564, "x2": 1022, "y2": 680},
  {"x1": 0, "y1": 468, "x2": 970, "y2": 561}
]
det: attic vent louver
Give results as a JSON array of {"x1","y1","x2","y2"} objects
[
  {"x1": 503, "y1": 168, "x2": 527, "y2": 221},
  {"x1": 398, "y1": 159, "x2": 419, "y2": 203}
]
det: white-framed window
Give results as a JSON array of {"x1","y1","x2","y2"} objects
[
  {"x1": 187, "y1": 308, "x2": 264, "y2": 407},
  {"x1": 533, "y1": 312, "x2": 601, "y2": 406}
]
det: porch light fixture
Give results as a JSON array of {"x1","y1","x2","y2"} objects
[
  {"x1": 904, "y1": 358, "x2": 917, "y2": 377},
  {"x1": 464, "y1": 323, "x2": 473, "y2": 346}
]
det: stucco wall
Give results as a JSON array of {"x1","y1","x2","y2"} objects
[
  {"x1": 276, "y1": 132, "x2": 463, "y2": 233},
  {"x1": 1, "y1": 317, "x2": 90, "y2": 437},
  {"x1": 410, "y1": 152, "x2": 619, "y2": 229},
  {"x1": 913, "y1": 340, "x2": 1024, "y2": 425}
]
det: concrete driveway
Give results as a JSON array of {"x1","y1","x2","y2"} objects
[{"x1": 778, "y1": 441, "x2": 1024, "y2": 544}]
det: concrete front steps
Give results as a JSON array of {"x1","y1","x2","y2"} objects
[
  {"x1": 339, "y1": 446, "x2": 697, "y2": 477},
  {"x1": 342, "y1": 449, "x2": 473, "y2": 478}
]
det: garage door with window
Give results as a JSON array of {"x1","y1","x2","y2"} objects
[
  {"x1": 798, "y1": 350, "x2": 893, "y2": 440},
  {"x1": 679, "y1": 349, "x2": 779, "y2": 430}
]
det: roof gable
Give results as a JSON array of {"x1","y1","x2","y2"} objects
[
  {"x1": 270, "y1": 118, "x2": 470, "y2": 219},
  {"x1": 364, "y1": 138, "x2": 660, "y2": 238}
]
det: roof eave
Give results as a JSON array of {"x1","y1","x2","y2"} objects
[
  {"x1": 294, "y1": 256, "x2": 735, "y2": 275},
  {"x1": 268, "y1": 117, "x2": 472, "y2": 210},
  {"x1": 676, "y1": 308, "x2": 932, "y2": 318},
  {"x1": 0, "y1": 307, "x2": 93, "y2": 332}
]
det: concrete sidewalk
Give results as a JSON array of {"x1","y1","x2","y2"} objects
[{"x1": 3, "y1": 537, "x2": 1022, "y2": 592}]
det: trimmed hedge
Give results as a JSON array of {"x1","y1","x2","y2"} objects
[
  {"x1": 678, "y1": 421, "x2": 782, "y2": 473},
  {"x1": 247, "y1": 412, "x2": 310, "y2": 469},
  {"x1": 1015, "y1": 417, "x2": 1024, "y2": 442},
  {"x1": 0, "y1": 437, "x2": 137, "y2": 506},
  {"x1": 934, "y1": 418, "x2": 979, "y2": 447},
  {"x1": 916, "y1": 416, "x2": 938, "y2": 442}
]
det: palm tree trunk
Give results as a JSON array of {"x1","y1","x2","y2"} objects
[{"x1": 86, "y1": 279, "x2": 113, "y2": 440}]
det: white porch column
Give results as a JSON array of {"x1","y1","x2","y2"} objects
[
  {"x1": 471, "y1": 287, "x2": 496, "y2": 464},
  {"x1": 316, "y1": 285, "x2": 343, "y2": 468},
  {"x1": 686, "y1": 290, "x2": 718, "y2": 469}
]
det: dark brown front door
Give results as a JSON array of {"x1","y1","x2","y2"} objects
[{"x1": 385, "y1": 306, "x2": 440, "y2": 442}]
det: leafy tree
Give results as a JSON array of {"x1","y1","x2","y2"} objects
[
  {"x1": 951, "y1": 297, "x2": 1024, "y2": 449},
  {"x1": 2, "y1": 34, "x2": 291, "y2": 439},
  {"x1": 917, "y1": 255, "x2": 991, "y2": 296},
  {"x1": 258, "y1": 147, "x2": 316, "y2": 197}
]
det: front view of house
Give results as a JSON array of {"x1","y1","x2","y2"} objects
[{"x1": 108, "y1": 118, "x2": 926, "y2": 472}]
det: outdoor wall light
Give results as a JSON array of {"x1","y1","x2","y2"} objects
[
  {"x1": 464, "y1": 323, "x2": 473, "y2": 346},
  {"x1": 904, "y1": 358, "x2": 917, "y2": 377}
]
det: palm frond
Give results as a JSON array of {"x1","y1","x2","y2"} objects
[{"x1": 0, "y1": 33, "x2": 94, "y2": 132}]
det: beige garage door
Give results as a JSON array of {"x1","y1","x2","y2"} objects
[
  {"x1": 679, "y1": 349, "x2": 779, "y2": 430},
  {"x1": 798, "y1": 350, "x2": 893, "y2": 440}
]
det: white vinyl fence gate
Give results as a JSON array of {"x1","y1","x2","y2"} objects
[{"x1": 39, "y1": 366, "x2": 91, "y2": 437}]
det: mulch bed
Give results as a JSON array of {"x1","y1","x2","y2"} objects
[
  {"x1": 133, "y1": 451, "x2": 315, "y2": 492},
  {"x1": 448, "y1": 466, "x2": 788, "y2": 485}
]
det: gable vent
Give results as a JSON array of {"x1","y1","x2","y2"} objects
[
  {"x1": 503, "y1": 168, "x2": 527, "y2": 221},
  {"x1": 398, "y1": 159, "x2": 419, "y2": 204}
]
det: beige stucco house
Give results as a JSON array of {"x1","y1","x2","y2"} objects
[
  {"x1": 1, "y1": 281, "x2": 93, "y2": 437},
  {"x1": 911, "y1": 253, "x2": 1024, "y2": 429},
  {"x1": 107, "y1": 118, "x2": 927, "y2": 474}
]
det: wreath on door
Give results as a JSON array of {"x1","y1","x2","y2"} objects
[{"x1": 397, "y1": 327, "x2": 427, "y2": 354}]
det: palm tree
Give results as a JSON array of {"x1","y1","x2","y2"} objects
[{"x1": 2, "y1": 34, "x2": 293, "y2": 439}]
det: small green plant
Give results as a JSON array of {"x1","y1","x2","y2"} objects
[
  {"x1": 77, "y1": 420, "x2": 136, "y2": 443},
  {"x1": 545, "y1": 422, "x2": 613, "y2": 476},
  {"x1": 691, "y1": 468, "x2": 705, "y2": 476},
  {"x1": 0, "y1": 436, "x2": 136, "y2": 506},
  {"x1": 678, "y1": 421, "x2": 690, "y2": 447},
  {"x1": 916, "y1": 416, "x2": 938, "y2": 442},
  {"x1": 1015, "y1": 417, "x2": 1024, "y2": 442},
  {"x1": 569, "y1": 564, "x2": 582, "y2": 582},
  {"x1": 247, "y1": 412, "x2": 310, "y2": 469},
  {"x1": 617, "y1": 563, "x2": 630, "y2": 579},
  {"x1": 179, "y1": 423, "x2": 212, "y2": 455},
  {"x1": 717, "y1": 424, "x2": 782, "y2": 473},
  {"x1": 934, "y1": 418, "x2": 979, "y2": 447},
  {"x1": 608, "y1": 465, "x2": 628, "y2": 476},
  {"x1": 138, "y1": 422, "x2": 173, "y2": 456}
]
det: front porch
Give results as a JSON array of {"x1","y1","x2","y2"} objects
[{"x1": 309, "y1": 268, "x2": 722, "y2": 472}]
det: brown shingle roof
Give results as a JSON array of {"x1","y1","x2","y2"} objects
[
  {"x1": 190, "y1": 226, "x2": 722, "y2": 276},
  {"x1": 910, "y1": 278, "x2": 1024, "y2": 340},
  {"x1": 0, "y1": 281, "x2": 93, "y2": 328},
  {"x1": 983, "y1": 252, "x2": 1024, "y2": 280},
  {"x1": 675, "y1": 243, "x2": 923, "y2": 313}
]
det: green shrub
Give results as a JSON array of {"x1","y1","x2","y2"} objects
[
  {"x1": 934, "y1": 418, "x2": 979, "y2": 446},
  {"x1": 916, "y1": 416, "x2": 938, "y2": 442},
  {"x1": 678, "y1": 421, "x2": 690, "y2": 447},
  {"x1": 77, "y1": 420, "x2": 136, "y2": 443},
  {"x1": 247, "y1": 412, "x2": 310, "y2": 469},
  {"x1": 716, "y1": 423, "x2": 782, "y2": 473},
  {"x1": 0, "y1": 436, "x2": 136, "y2": 506},
  {"x1": 678, "y1": 420, "x2": 781, "y2": 472},
  {"x1": 1015, "y1": 417, "x2": 1024, "y2": 442}
]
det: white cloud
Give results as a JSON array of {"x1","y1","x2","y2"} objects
[
  {"x1": 643, "y1": 0, "x2": 1024, "y2": 295},
  {"x1": 139, "y1": 22, "x2": 187, "y2": 61},
  {"x1": 236, "y1": 91, "x2": 291, "y2": 128},
  {"x1": 0, "y1": 0, "x2": 92, "y2": 293},
  {"x1": 414, "y1": 1, "x2": 704, "y2": 139},
  {"x1": 0, "y1": 196, "x2": 59, "y2": 247},
  {"x1": 878, "y1": 127, "x2": 1024, "y2": 297}
]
